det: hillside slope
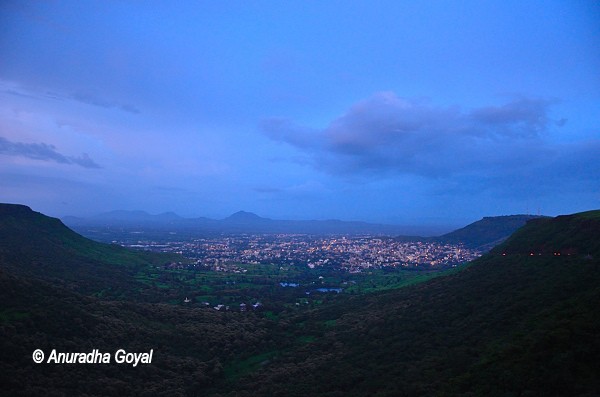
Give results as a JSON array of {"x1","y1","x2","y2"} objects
[
  {"x1": 0, "y1": 270, "x2": 276, "y2": 396},
  {"x1": 435, "y1": 214, "x2": 545, "y2": 250},
  {"x1": 1, "y1": 206, "x2": 598, "y2": 396},
  {"x1": 226, "y1": 210, "x2": 600, "y2": 396},
  {"x1": 0, "y1": 204, "x2": 279, "y2": 396},
  {"x1": 494, "y1": 210, "x2": 600, "y2": 255},
  {"x1": 0, "y1": 204, "x2": 181, "y2": 297}
]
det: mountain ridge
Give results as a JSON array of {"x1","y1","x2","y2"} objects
[
  {"x1": 62, "y1": 209, "x2": 446, "y2": 236},
  {"x1": 62, "y1": 208, "x2": 547, "y2": 244}
]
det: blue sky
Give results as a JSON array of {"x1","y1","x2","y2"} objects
[{"x1": 1, "y1": 0, "x2": 599, "y2": 226}]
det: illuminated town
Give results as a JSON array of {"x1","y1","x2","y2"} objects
[{"x1": 118, "y1": 235, "x2": 482, "y2": 272}]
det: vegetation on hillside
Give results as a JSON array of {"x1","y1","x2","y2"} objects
[
  {"x1": 1, "y1": 205, "x2": 599, "y2": 396},
  {"x1": 0, "y1": 204, "x2": 184, "y2": 298},
  {"x1": 435, "y1": 214, "x2": 546, "y2": 249}
]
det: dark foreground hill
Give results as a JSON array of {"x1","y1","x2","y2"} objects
[
  {"x1": 0, "y1": 204, "x2": 182, "y2": 297},
  {"x1": 0, "y1": 205, "x2": 278, "y2": 396},
  {"x1": 224, "y1": 211, "x2": 600, "y2": 396},
  {"x1": 0, "y1": 270, "x2": 277, "y2": 396},
  {"x1": 1, "y1": 205, "x2": 599, "y2": 396}
]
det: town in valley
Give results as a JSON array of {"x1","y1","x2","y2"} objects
[{"x1": 114, "y1": 233, "x2": 482, "y2": 272}]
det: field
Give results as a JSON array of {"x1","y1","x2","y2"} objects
[{"x1": 127, "y1": 261, "x2": 468, "y2": 312}]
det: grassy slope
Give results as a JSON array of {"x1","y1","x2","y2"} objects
[
  {"x1": 0, "y1": 204, "x2": 182, "y2": 297},
  {"x1": 2, "y1": 205, "x2": 599, "y2": 396},
  {"x1": 226, "y1": 210, "x2": 600, "y2": 396},
  {"x1": 437, "y1": 214, "x2": 545, "y2": 249},
  {"x1": 0, "y1": 204, "x2": 286, "y2": 396},
  {"x1": 0, "y1": 270, "x2": 275, "y2": 396},
  {"x1": 495, "y1": 210, "x2": 600, "y2": 255}
]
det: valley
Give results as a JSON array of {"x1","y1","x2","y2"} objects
[
  {"x1": 1, "y1": 204, "x2": 599, "y2": 396},
  {"x1": 3, "y1": 4, "x2": 597, "y2": 396}
]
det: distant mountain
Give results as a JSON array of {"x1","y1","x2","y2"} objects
[
  {"x1": 0, "y1": 204, "x2": 182, "y2": 296},
  {"x1": 223, "y1": 210, "x2": 268, "y2": 223},
  {"x1": 218, "y1": 214, "x2": 419, "y2": 235},
  {"x1": 62, "y1": 209, "x2": 435, "y2": 236},
  {"x1": 63, "y1": 210, "x2": 548, "y2": 250},
  {"x1": 434, "y1": 214, "x2": 547, "y2": 250},
  {"x1": 100, "y1": 209, "x2": 183, "y2": 222},
  {"x1": 63, "y1": 211, "x2": 552, "y2": 251}
]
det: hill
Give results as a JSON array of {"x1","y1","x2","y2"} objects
[
  {"x1": 435, "y1": 214, "x2": 546, "y2": 250},
  {"x1": 1, "y1": 205, "x2": 599, "y2": 396},
  {"x1": 0, "y1": 203, "x2": 182, "y2": 297},
  {"x1": 495, "y1": 210, "x2": 600, "y2": 256},
  {"x1": 0, "y1": 268, "x2": 277, "y2": 396},
  {"x1": 0, "y1": 204, "x2": 282, "y2": 395},
  {"x1": 224, "y1": 210, "x2": 600, "y2": 396}
]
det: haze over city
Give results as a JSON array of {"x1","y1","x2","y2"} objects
[{"x1": 1, "y1": 1, "x2": 599, "y2": 226}]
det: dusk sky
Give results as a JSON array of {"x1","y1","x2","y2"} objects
[{"x1": 1, "y1": 1, "x2": 599, "y2": 227}]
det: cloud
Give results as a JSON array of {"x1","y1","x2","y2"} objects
[
  {"x1": 261, "y1": 92, "x2": 571, "y2": 179},
  {"x1": 71, "y1": 90, "x2": 141, "y2": 114},
  {"x1": 469, "y1": 97, "x2": 557, "y2": 137},
  {"x1": 253, "y1": 186, "x2": 284, "y2": 193},
  {"x1": 69, "y1": 153, "x2": 102, "y2": 169},
  {"x1": 260, "y1": 117, "x2": 318, "y2": 149},
  {"x1": 0, "y1": 136, "x2": 101, "y2": 168},
  {"x1": 0, "y1": 81, "x2": 140, "y2": 114}
]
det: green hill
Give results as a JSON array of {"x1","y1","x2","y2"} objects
[
  {"x1": 0, "y1": 204, "x2": 279, "y2": 396},
  {"x1": 0, "y1": 268, "x2": 276, "y2": 396},
  {"x1": 225, "y1": 210, "x2": 600, "y2": 396},
  {"x1": 1, "y1": 205, "x2": 599, "y2": 396},
  {"x1": 436, "y1": 214, "x2": 545, "y2": 250},
  {"x1": 493, "y1": 210, "x2": 600, "y2": 256},
  {"x1": 0, "y1": 203, "x2": 181, "y2": 297}
]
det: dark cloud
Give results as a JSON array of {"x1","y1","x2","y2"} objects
[
  {"x1": 151, "y1": 186, "x2": 192, "y2": 193},
  {"x1": 120, "y1": 104, "x2": 141, "y2": 114},
  {"x1": 555, "y1": 118, "x2": 568, "y2": 127},
  {"x1": 261, "y1": 92, "x2": 571, "y2": 179},
  {"x1": 260, "y1": 117, "x2": 318, "y2": 149},
  {"x1": 1, "y1": 83, "x2": 140, "y2": 114},
  {"x1": 469, "y1": 97, "x2": 556, "y2": 137},
  {"x1": 71, "y1": 91, "x2": 113, "y2": 108},
  {"x1": 433, "y1": 140, "x2": 600, "y2": 200},
  {"x1": 71, "y1": 90, "x2": 140, "y2": 114},
  {"x1": 0, "y1": 136, "x2": 101, "y2": 168},
  {"x1": 254, "y1": 186, "x2": 284, "y2": 193},
  {"x1": 69, "y1": 153, "x2": 102, "y2": 169},
  {"x1": 2, "y1": 88, "x2": 39, "y2": 100}
]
